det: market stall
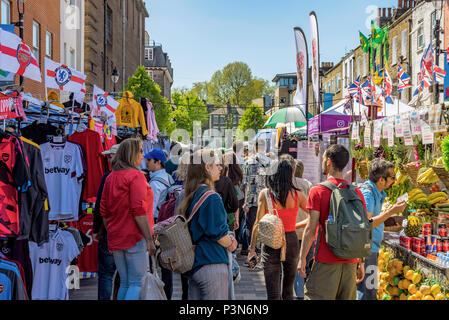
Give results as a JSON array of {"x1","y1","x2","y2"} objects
[{"x1": 349, "y1": 102, "x2": 449, "y2": 300}]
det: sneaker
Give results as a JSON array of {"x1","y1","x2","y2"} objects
[{"x1": 233, "y1": 271, "x2": 241, "y2": 284}]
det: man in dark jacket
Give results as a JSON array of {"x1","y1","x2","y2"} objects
[{"x1": 93, "y1": 143, "x2": 120, "y2": 300}]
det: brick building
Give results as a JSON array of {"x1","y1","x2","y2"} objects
[
  {"x1": 84, "y1": 0, "x2": 148, "y2": 95},
  {"x1": 0, "y1": 0, "x2": 60, "y2": 98}
]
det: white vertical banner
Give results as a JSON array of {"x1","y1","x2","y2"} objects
[
  {"x1": 310, "y1": 12, "x2": 320, "y2": 112},
  {"x1": 293, "y1": 27, "x2": 308, "y2": 120}
]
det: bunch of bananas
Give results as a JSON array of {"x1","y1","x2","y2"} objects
[
  {"x1": 408, "y1": 189, "x2": 428, "y2": 202},
  {"x1": 417, "y1": 168, "x2": 439, "y2": 185},
  {"x1": 393, "y1": 168, "x2": 408, "y2": 187},
  {"x1": 428, "y1": 192, "x2": 448, "y2": 205}
]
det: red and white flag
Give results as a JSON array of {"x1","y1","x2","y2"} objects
[
  {"x1": 74, "y1": 82, "x2": 86, "y2": 104},
  {"x1": 92, "y1": 85, "x2": 119, "y2": 114},
  {"x1": 44, "y1": 57, "x2": 86, "y2": 92},
  {"x1": 0, "y1": 29, "x2": 41, "y2": 82}
]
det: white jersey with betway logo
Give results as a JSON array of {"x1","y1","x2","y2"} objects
[
  {"x1": 29, "y1": 229, "x2": 80, "y2": 300},
  {"x1": 40, "y1": 141, "x2": 84, "y2": 221}
]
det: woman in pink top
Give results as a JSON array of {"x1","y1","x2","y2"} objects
[{"x1": 247, "y1": 154, "x2": 308, "y2": 300}]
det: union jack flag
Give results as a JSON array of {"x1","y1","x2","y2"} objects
[
  {"x1": 398, "y1": 65, "x2": 412, "y2": 92},
  {"x1": 348, "y1": 76, "x2": 361, "y2": 102},
  {"x1": 434, "y1": 65, "x2": 446, "y2": 84},
  {"x1": 421, "y1": 44, "x2": 434, "y2": 80},
  {"x1": 382, "y1": 68, "x2": 394, "y2": 104}
]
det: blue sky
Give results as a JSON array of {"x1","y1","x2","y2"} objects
[{"x1": 144, "y1": 0, "x2": 398, "y2": 89}]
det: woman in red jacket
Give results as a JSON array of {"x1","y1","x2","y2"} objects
[{"x1": 100, "y1": 138, "x2": 156, "y2": 300}]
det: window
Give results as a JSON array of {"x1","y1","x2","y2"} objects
[
  {"x1": 1, "y1": 0, "x2": 10, "y2": 24},
  {"x1": 70, "y1": 48, "x2": 75, "y2": 69},
  {"x1": 357, "y1": 57, "x2": 361, "y2": 77},
  {"x1": 392, "y1": 36, "x2": 397, "y2": 65},
  {"x1": 417, "y1": 24, "x2": 424, "y2": 49},
  {"x1": 401, "y1": 29, "x2": 408, "y2": 59},
  {"x1": 45, "y1": 31, "x2": 52, "y2": 58},
  {"x1": 106, "y1": 6, "x2": 112, "y2": 45},
  {"x1": 363, "y1": 54, "x2": 367, "y2": 76},
  {"x1": 69, "y1": 0, "x2": 75, "y2": 5},
  {"x1": 32, "y1": 21, "x2": 40, "y2": 64},
  {"x1": 337, "y1": 74, "x2": 341, "y2": 91},
  {"x1": 220, "y1": 116, "x2": 225, "y2": 124},
  {"x1": 344, "y1": 64, "x2": 347, "y2": 87},
  {"x1": 213, "y1": 115, "x2": 218, "y2": 125},
  {"x1": 145, "y1": 48, "x2": 153, "y2": 60},
  {"x1": 147, "y1": 69, "x2": 153, "y2": 79}
]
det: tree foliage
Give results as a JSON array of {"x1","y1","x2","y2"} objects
[
  {"x1": 170, "y1": 89, "x2": 209, "y2": 137},
  {"x1": 124, "y1": 66, "x2": 173, "y2": 133},
  {"x1": 238, "y1": 105, "x2": 267, "y2": 133}
]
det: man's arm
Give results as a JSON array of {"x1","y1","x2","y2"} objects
[
  {"x1": 298, "y1": 210, "x2": 320, "y2": 277},
  {"x1": 149, "y1": 181, "x2": 164, "y2": 217},
  {"x1": 371, "y1": 200, "x2": 407, "y2": 228}
]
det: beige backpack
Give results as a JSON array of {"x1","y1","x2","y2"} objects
[{"x1": 257, "y1": 189, "x2": 286, "y2": 261}]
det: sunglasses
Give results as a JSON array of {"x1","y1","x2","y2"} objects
[{"x1": 385, "y1": 175, "x2": 396, "y2": 180}]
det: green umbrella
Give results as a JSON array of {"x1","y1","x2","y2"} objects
[{"x1": 264, "y1": 107, "x2": 311, "y2": 129}]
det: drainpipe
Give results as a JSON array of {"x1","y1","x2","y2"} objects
[
  {"x1": 104, "y1": 0, "x2": 107, "y2": 89},
  {"x1": 139, "y1": 11, "x2": 142, "y2": 65},
  {"x1": 123, "y1": 0, "x2": 126, "y2": 90}
]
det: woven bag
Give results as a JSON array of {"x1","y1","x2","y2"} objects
[{"x1": 257, "y1": 189, "x2": 286, "y2": 261}]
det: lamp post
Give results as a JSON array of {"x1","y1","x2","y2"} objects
[
  {"x1": 111, "y1": 67, "x2": 119, "y2": 97},
  {"x1": 16, "y1": 0, "x2": 25, "y2": 89}
]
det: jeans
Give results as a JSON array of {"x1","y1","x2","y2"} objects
[
  {"x1": 228, "y1": 251, "x2": 235, "y2": 300},
  {"x1": 262, "y1": 232, "x2": 299, "y2": 300},
  {"x1": 112, "y1": 238, "x2": 148, "y2": 300},
  {"x1": 294, "y1": 239, "x2": 315, "y2": 298},
  {"x1": 188, "y1": 264, "x2": 229, "y2": 300},
  {"x1": 357, "y1": 252, "x2": 379, "y2": 300},
  {"x1": 241, "y1": 206, "x2": 257, "y2": 251},
  {"x1": 97, "y1": 232, "x2": 116, "y2": 300}
]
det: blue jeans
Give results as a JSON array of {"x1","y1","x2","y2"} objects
[
  {"x1": 188, "y1": 264, "x2": 229, "y2": 300},
  {"x1": 112, "y1": 238, "x2": 148, "y2": 300},
  {"x1": 294, "y1": 239, "x2": 315, "y2": 298},
  {"x1": 97, "y1": 232, "x2": 116, "y2": 300}
]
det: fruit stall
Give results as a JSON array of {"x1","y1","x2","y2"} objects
[{"x1": 349, "y1": 105, "x2": 449, "y2": 300}]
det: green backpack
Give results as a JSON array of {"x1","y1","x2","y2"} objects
[{"x1": 320, "y1": 181, "x2": 373, "y2": 259}]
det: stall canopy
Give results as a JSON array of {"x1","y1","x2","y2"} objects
[{"x1": 308, "y1": 99, "x2": 351, "y2": 135}]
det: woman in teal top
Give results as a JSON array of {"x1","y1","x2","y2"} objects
[{"x1": 178, "y1": 149, "x2": 238, "y2": 300}]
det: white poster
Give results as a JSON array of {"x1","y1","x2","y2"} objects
[
  {"x1": 310, "y1": 12, "x2": 320, "y2": 112},
  {"x1": 293, "y1": 27, "x2": 308, "y2": 117},
  {"x1": 297, "y1": 141, "x2": 321, "y2": 187}
]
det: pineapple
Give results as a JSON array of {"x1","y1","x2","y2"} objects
[{"x1": 405, "y1": 215, "x2": 423, "y2": 237}]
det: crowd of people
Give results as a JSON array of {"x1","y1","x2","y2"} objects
[{"x1": 91, "y1": 137, "x2": 403, "y2": 300}]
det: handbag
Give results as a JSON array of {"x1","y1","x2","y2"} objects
[
  {"x1": 140, "y1": 254, "x2": 167, "y2": 300},
  {"x1": 257, "y1": 189, "x2": 287, "y2": 261}
]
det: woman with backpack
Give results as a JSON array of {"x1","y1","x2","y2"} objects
[
  {"x1": 100, "y1": 138, "x2": 156, "y2": 300},
  {"x1": 246, "y1": 154, "x2": 308, "y2": 300},
  {"x1": 178, "y1": 149, "x2": 238, "y2": 300}
]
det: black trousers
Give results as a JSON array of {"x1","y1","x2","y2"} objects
[
  {"x1": 262, "y1": 232, "x2": 300, "y2": 300},
  {"x1": 241, "y1": 206, "x2": 258, "y2": 251}
]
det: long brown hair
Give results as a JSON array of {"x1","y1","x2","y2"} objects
[
  {"x1": 222, "y1": 152, "x2": 243, "y2": 186},
  {"x1": 177, "y1": 149, "x2": 217, "y2": 216},
  {"x1": 111, "y1": 138, "x2": 143, "y2": 171}
]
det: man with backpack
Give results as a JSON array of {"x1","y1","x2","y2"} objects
[
  {"x1": 357, "y1": 159, "x2": 406, "y2": 300},
  {"x1": 145, "y1": 148, "x2": 176, "y2": 299},
  {"x1": 297, "y1": 144, "x2": 370, "y2": 300}
]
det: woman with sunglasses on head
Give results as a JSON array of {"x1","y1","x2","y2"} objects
[{"x1": 100, "y1": 138, "x2": 156, "y2": 300}]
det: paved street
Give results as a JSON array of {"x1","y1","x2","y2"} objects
[{"x1": 69, "y1": 251, "x2": 268, "y2": 300}]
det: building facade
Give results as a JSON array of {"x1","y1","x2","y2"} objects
[
  {"x1": 144, "y1": 37, "x2": 174, "y2": 101},
  {"x1": 0, "y1": 0, "x2": 61, "y2": 98},
  {"x1": 322, "y1": 60, "x2": 343, "y2": 104},
  {"x1": 84, "y1": 0, "x2": 148, "y2": 95}
]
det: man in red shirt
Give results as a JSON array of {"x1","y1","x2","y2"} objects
[{"x1": 297, "y1": 144, "x2": 366, "y2": 300}]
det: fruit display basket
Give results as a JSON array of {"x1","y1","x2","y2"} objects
[
  {"x1": 431, "y1": 165, "x2": 449, "y2": 190},
  {"x1": 357, "y1": 160, "x2": 369, "y2": 180},
  {"x1": 405, "y1": 163, "x2": 421, "y2": 187}
]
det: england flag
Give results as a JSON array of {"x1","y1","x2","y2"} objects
[
  {"x1": 45, "y1": 57, "x2": 86, "y2": 93},
  {"x1": 92, "y1": 85, "x2": 119, "y2": 115},
  {"x1": 398, "y1": 65, "x2": 412, "y2": 92},
  {"x1": 0, "y1": 28, "x2": 41, "y2": 82}
]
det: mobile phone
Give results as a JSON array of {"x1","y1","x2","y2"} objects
[{"x1": 249, "y1": 255, "x2": 257, "y2": 268}]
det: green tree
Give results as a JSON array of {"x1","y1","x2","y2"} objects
[
  {"x1": 190, "y1": 81, "x2": 209, "y2": 101},
  {"x1": 124, "y1": 66, "x2": 173, "y2": 133},
  {"x1": 221, "y1": 62, "x2": 252, "y2": 106},
  {"x1": 170, "y1": 89, "x2": 208, "y2": 136},
  {"x1": 208, "y1": 70, "x2": 232, "y2": 106},
  {"x1": 240, "y1": 78, "x2": 276, "y2": 106},
  {"x1": 237, "y1": 105, "x2": 267, "y2": 133}
]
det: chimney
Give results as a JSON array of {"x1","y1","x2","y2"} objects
[
  {"x1": 378, "y1": 8, "x2": 381, "y2": 17},
  {"x1": 398, "y1": 0, "x2": 403, "y2": 9},
  {"x1": 388, "y1": 8, "x2": 392, "y2": 17},
  {"x1": 383, "y1": 8, "x2": 386, "y2": 17}
]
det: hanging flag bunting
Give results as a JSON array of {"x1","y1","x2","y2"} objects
[
  {"x1": 92, "y1": 85, "x2": 119, "y2": 114},
  {"x1": 398, "y1": 65, "x2": 412, "y2": 92},
  {"x1": 359, "y1": 32, "x2": 370, "y2": 53},
  {"x1": 292, "y1": 27, "x2": 308, "y2": 120},
  {"x1": 383, "y1": 68, "x2": 394, "y2": 104},
  {"x1": 44, "y1": 57, "x2": 86, "y2": 93},
  {"x1": 434, "y1": 65, "x2": 446, "y2": 84},
  {"x1": 0, "y1": 29, "x2": 41, "y2": 82},
  {"x1": 310, "y1": 12, "x2": 321, "y2": 112}
]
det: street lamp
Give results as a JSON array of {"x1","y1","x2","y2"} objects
[
  {"x1": 111, "y1": 67, "x2": 119, "y2": 96},
  {"x1": 16, "y1": 0, "x2": 25, "y2": 89}
]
